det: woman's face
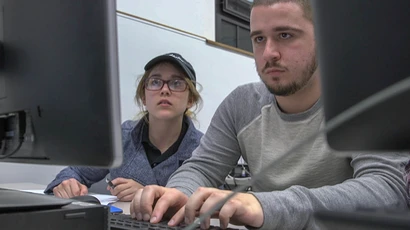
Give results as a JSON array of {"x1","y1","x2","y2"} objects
[{"x1": 143, "y1": 62, "x2": 193, "y2": 121}]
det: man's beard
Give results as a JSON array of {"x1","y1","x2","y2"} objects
[{"x1": 260, "y1": 55, "x2": 318, "y2": 96}]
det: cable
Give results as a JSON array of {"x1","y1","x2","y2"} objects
[
  {"x1": 0, "y1": 112, "x2": 26, "y2": 159},
  {"x1": 223, "y1": 175, "x2": 233, "y2": 190},
  {"x1": 0, "y1": 139, "x2": 24, "y2": 159},
  {"x1": 223, "y1": 182, "x2": 232, "y2": 190},
  {"x1": 238, "y1": 157, "x2": 250, "y2": 177},
  {"x1": 183, "y1": 76, "x2": 410, "y2": 230},
  {"x1": 0, "y1": 117, "x2": 6, "y2": 150}
]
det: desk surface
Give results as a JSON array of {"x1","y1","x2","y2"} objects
[
  {"x1": 0, "y1": 182, "x2": 246, "y2": 229},
  {"x1": 0, "y1": 182, "x2": 46, "y2": 190}
]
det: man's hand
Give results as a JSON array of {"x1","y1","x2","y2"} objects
[
  {"x1": 184, "y1": 187, "x2": 264, "y2": 229},
  {"x1": 130, "y1": 185, "x2": 189, "y2": 226},
  {"x1": 108, "y1": 177, "x2": 144, "y2": 201},
  {"x1": 53, "y1": 178, "x2": 88, "y2": 198}
]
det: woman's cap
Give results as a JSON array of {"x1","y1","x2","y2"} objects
[{"x1": 144, "y1": 53, "x2": 196, "y2": 86}]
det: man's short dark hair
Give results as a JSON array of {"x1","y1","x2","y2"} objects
[{"x1": 252, "y1": 0, "x2": 313, "y2": 22}]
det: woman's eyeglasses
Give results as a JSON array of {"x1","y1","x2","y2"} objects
[{"x1": 145, "y1": 78, "x2": 188, "y2": 92}]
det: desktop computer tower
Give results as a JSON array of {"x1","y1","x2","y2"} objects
[{"x1": 0, "y1": 202, "x2": 109, "y2": 230}]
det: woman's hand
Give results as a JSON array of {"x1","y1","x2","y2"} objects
[{"x1": 108, "y1": 177, "x2": 144, "y2": 201}]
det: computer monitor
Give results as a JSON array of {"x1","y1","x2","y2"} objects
[
  {"x1": 312, "y1": 0, "x2": 410, "y2": 151},
  {"x1": 0, "y1": 0, "x2": 122, "y2": 167}
]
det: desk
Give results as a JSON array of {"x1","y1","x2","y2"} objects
[
  {"x1": 0, "y1": 183, "x2": 247, "y2": 229},
  {"x1": 0, "y1": 182, "x2": 46, "y2": 190},
  {"x1": 110, "y1": 201, "x2": 131, "y2": 214}
]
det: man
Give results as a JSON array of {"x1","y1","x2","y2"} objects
[{"x1": 130, "y1": 0, "x2": 409, "y2": 229}]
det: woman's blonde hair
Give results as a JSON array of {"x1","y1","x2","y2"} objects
[{"x1": 134, "y1": 61, "x2": 203, "y2": 121}]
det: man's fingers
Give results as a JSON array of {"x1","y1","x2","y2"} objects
[
  {"x1": 185, "y1": 187, "x2": 234, "y2": 229},
  {"x1": 129, "y1": 186, "x2": 187, "y2": 225},
  {"x1": 218, "y1": 199, "x2": 238, "y2": 228},
  {"x1": 130, "y1": 194, "x2": 136, "y2": 218},
  {"x1": 168, "y1": 206, "x2": 185, "y2": 227},
  {"x1": 130, "y1": 188, "x2": 143, "y2": 219},
  {"x1": 197, "y1": 191, "x2": 227, "y2": 229},
  {"x1": 185, "y1": 187, "x2": 217, "y2": 224},
  {"x1": 219, "y1": 193, "x2": 264, "y2": 228},
  {"x1": 142, "y1": 186, "x2": 186, "y2": 223},
  {"x1": 140, "y1": 186, "x2": 166, "y2": 222},
  {"x1": 121, "y1": 194, "x2": 134, "y2": 202},
  {"x1": 130, "y1": 185, "x2": 165, "y2": 222}
]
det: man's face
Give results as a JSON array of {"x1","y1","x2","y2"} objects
[{"x1": 250, "y1": 2, "x2": 317, "y2": 96}]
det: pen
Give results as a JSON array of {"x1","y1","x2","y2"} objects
[{"x1": 105, "y1": 177, "x2": 116, "y2": 189}]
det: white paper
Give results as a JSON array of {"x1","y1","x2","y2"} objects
[
  {"x1": 89, "y1": 193, "x2": 118, "y2": 205},
  {"x1": 21, "y1": 189, "x2": 46, "y2": 194},
  {"x1": 19, "y1": 189, "x2": 118, "y2": 205}
]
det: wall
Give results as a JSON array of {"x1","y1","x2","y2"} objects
[
  {"x1": 0, "y1": 4, "x2": 258, "y2": 187},
  {"x1": 117, "y1": 13, "x2": 259, "y2": 132},
  {"x1": 116, "y1": 0, "x2": 216, "y2": 40}
]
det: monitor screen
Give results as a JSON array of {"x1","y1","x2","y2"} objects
[
  {"x1": 312, "y1": 0, "x2": 410, "y2": 151},
  {"x1": 0, "y1": 0, "x2": 122, "y2": 167}
]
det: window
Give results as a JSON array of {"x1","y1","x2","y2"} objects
[{"x1": 215, "y1": 0, "x2": 253, "y2": 53}]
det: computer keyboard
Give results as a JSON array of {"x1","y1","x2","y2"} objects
[{"x1": 109, "y1": 213, "x2": 241, "y2": 230}]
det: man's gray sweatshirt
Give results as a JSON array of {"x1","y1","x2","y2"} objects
[{"x1": 167, "y1": 82, "x2": 409, "y2": 229}]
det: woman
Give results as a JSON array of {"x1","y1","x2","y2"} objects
[{"x1": 45, "y1": 53, "x2": 203, "y2": 201}]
